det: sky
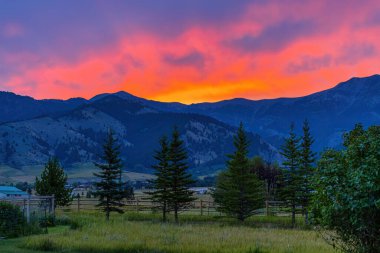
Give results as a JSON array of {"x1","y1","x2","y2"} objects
[{"x1": 1, "y1": 0, "x2": 380, "y2": 104}]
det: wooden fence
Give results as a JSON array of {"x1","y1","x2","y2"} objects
[
  {"x1": 57, "y1": 197, "x2": 221, "y2": 215},
  {"x1": 57, "y1": 196, "x2": 290, "y2": 216}
]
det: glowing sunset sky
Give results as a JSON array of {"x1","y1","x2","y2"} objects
[{"x1": 1, "y1": 0, "x2": 380, "y2": 103}]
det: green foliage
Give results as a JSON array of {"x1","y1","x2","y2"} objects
[
  {"x1": 313, "y1": 124, "x2": 380, "y2": 253},
  {"x1": 213, "y1": 123, "x2": 264, "y2": 221},
  {"x1": 166, "y1": 127, "x2": 196, "y2": 222},
  {"x1": 15, "y1": 182, "x2": 32, "y2": 193},
  {"x1": 0, "y1": 202, "x2": 43, "y2": 238},
  {"x1": 35, "y1": 158, "x2": 72, "y2": 207},
  {"x1": 146, "y1": 135, "x2": 171, "y2": 222},
  {"x1": 250, "y1": 156, "x2": 282, "y2": 202},
  {"x1": 0, "y1": 201, "x2": 25, "y2": 238},
  {"x1": 93, "y1": 129, "x2": 125, "y2": 220},
  {"x1": 279, "y1": 123, "x2": 302, "y2": 227},
  {"x1": 39, "y1": 214, "x2": 56, "y2": 228}
]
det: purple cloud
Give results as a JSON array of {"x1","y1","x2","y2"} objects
[
  {"x1": 226, "y1": 20, "x2": 316, "y2": 54},
  {"x1": 163, "y1": 51, "x2": 206, "y2": 69},
  {"x1": 336, "y1": 43, "x2": 376, "y2": 65},
  {"x1": 287, "y1": 55, "x2": 332, "y2": 74}
]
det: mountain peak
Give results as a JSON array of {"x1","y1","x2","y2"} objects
[
  {"x1": 90, "y1": 90, "x2": 140, "y2": 102},
  {"x1": 335, "y1": 74, "x2": 380, "y2": 89}
]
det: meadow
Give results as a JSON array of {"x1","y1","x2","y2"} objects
[{"x1": 1, "y1": 212, "x2": 336, "y2": 253}]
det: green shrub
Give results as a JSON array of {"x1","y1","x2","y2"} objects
[
  {"x1": 0, "y1": 201, "x2": 25, "y2": 238},
  {"x1": 0, "y1": 201, "x2": 44, "y2": 238},
  {"x1": 38, "y1": 237, "x2": 59, "y2": 251},
  {"x1": 23, "y1": 221, "x2": 45, "y2": 236},
  {"x1": 313, "y1": 125, "x2": 380, "y2": 253},
  {"x1": 54, "y1": 215, "x2": 71, "y2": 226},
  {"x1": 69, "y1": 219, "x2": 83, "y2": 230},
  {"x1": 39, "y1": 214, "x2": 56, "y2": 227},
  {"x1": 24, "y1": 237, "x2": 61, "y2": 251}
]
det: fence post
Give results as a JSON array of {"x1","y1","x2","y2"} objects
[
  {"x1": 23, "y1": 199, "x2": 26, "y2": 218},
  {"x1": 51, "y1": 195, "x2": 55, "y2": 219},
  {"x1": 265, "y1": 201, "x2": 269, "y2": 216},
  {"x1": 136, "y1": 198, "x2": 139, "y2": 212},
  {"x1": 77, "y1": 196, "x2": 80, "y2": 212},
  {"x1": 207, "y1": 201, "x2": 210, "y2": 216},
  {"x1": 200, "y1": 200, "x2": 203, "y2": 216},
  {"x1": 26, "y1": 195, "x2": 30, "y2": 224}
]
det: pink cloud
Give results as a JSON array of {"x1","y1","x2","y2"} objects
[{"x1": 2, "y1": 1, "x2": 380, "y2": 103}]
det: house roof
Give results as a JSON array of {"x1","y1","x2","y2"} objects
[{"x1": 0, "y1": 186, "x2": 28, "y2": 195}]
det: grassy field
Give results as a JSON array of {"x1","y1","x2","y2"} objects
[
  {"x1": 4, "y1": 212, "x2": 336, "y2": 253},
  {"x1": 0, "y1": 163, "x2": 156, "y2": 183}
]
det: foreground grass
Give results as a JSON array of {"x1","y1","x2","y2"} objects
[
  {"x1": 0, "y1": 239, "x2": 43, "y2": 253},
  {"x1": 0, "y1": 227, "x2": 65, "y2": 253},
  {"x1": 20, "y1": 212, "x2": 335, "y2": 253}
]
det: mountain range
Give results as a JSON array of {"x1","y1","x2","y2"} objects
[{"x1": 0, "y1": 74, "x2": 379, "y2": 182}]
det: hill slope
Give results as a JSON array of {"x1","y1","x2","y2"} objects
[{"x1": 0, "y1": 96, "x2": 277, "y2": 181}]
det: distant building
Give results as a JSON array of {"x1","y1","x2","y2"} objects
[
  {"x1": 0, "y1": 186, "x2": 29, "y2": 198},
  {"x1": 71, "y1": 187, "x2": 91, "y2": 197},
  {"x1": 189, "y1": 187, "x2": 210, "y2": 195}
]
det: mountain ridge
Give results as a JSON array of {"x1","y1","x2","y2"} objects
[
  {"x1": 1, "y1": 74, "x2": 379, "y2": 181},
  {"x1": 0, "y1": 95, "x2": 278, "y2": 182}
]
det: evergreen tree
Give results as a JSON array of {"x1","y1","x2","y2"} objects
[
  {"x1": 167, "y1": 127, "x2": 195, "y2": 223},
  {"x1": 93, "y1": 130, "x2": 124, "y2": 220},
  {"x1": 280, "y1": 123, "x2": 301, "y2": 227},
  {"x1": 35, "y1": 158, "x2": 72, "y2": 207},
  {"x1": 299, "y1": 119, "x2": 315, "y2": 224},
  {"x1": 213, "y1": 123, "x2": 264, "y2": 221},
  {"x1": 146, "y1": 136, "x2": 171, "y2": 222}
]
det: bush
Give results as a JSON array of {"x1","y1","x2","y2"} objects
[
  {"x1": 39, "y1": 214, "x2": 56, "y2": 227},
  {"x1": 0, "y1": 201, "x2": 44, "y2": 238},
  {"x1": 54, "y1": 215, "x2": 71, "y2": 226},
  {"x1": 0, "y1": 201, "x2": 26, "y2": 238},
  {"x1": 23, "y1": 237, "x2": 61, "y2": 251},
  {"x1": 313, "y1": 125, "x2": 380, "y2": 253}
]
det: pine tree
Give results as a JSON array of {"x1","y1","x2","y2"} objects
[
  {"x1": 36, "y1": 158, "x2": 72, "y2": 207},
  {"x1": 146, "y1": 136, "x2": 171, "y2": 222},
  {"x1": 167, "y1": 127, "x2": 195, "y2": 223},
  {"x1": 299, "y1": 119, "x2": 315, "y2": 224},
  {"x1": 280, "y1": 123, "x2": 301, "y2": 228},
  {"x1": 213, "y1": 123, "x2": 264, "y2": 221},
  {"x1": 93, "y1": 129, "x2": 124, "y2": 221}
]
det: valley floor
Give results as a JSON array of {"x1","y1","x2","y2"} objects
[{"x1": 1, "y1": 212, "x2": 335, "y2": 253}]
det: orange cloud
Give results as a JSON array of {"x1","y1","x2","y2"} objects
[{"x1": 2, "y1": 1, "x2": 380, "y2": 103}]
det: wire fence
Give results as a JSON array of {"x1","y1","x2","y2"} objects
[{"x1": 0, "y1": 195, "x2": 55, "y2": 223}]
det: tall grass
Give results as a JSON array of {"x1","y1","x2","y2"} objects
[{"x1": 21, "y1": 212, "x2": 335, "y2": 253}]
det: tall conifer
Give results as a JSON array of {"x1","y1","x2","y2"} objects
[
  {"x1": 93, "y1": 129, "x2": 124, "y2": 221},
  {"x1": 35, "y1": 158, "x2": 72, "y2": 207},
  {"x1": 280, "y1": 123, "x2": 301, "y2": 227},
  {"x1": 146, "y1": 136, "x2": 171, "y2": 222},
  {"x1": 299, "y1": 119, "x2": 315, "y2": 224},
  {"x1": 213, "y1": 123, "x2": 264, "y2": 221},
  {"x1": 167, "y1": 127, "x2": 195, "y2": 223}
]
